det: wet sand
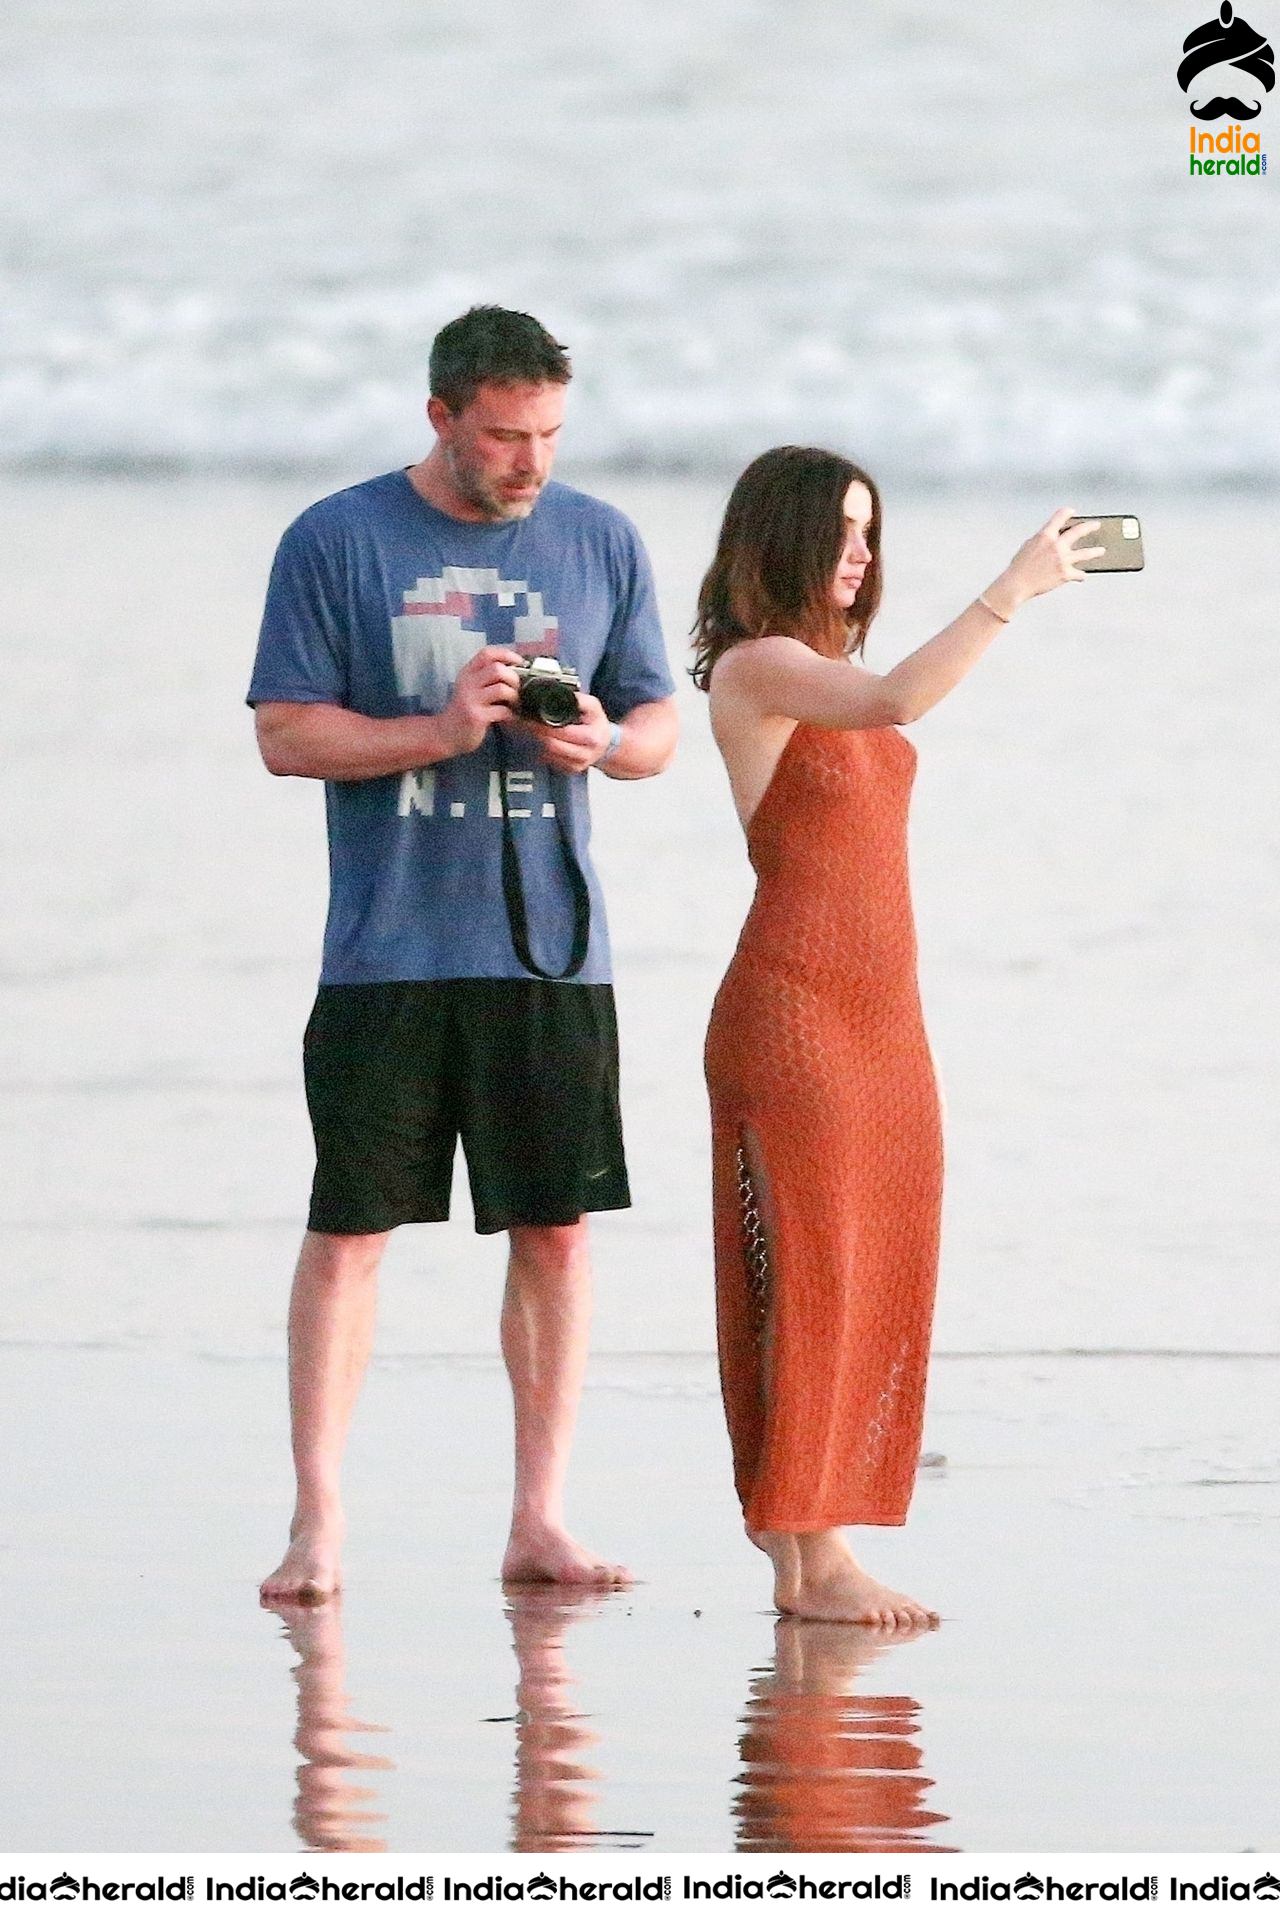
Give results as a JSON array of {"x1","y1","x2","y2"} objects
[
  {"x1": 2, "y1": 476, "x2": 1277, "y2": 1361},
  {"x1": 2, "y1": 475, "x2": 1278, "y2": 1852},
  {"x1": 3, "y1": 1344, "x2": 1278, "y2": 1853}
]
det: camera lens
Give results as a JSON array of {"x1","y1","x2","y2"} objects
[{"x1": 530, "y1": 680, "x2": 580, "y2": 727}]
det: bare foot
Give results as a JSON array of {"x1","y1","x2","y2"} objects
[
  {"x1": 502, "y1": 1519, "x2": 631, "y2": 1588},
  {"x1": 260, "y1": 1520, "x2": 344, "y2": 1606},
  {"x1": 747, "y1": 1526, "x2": 801, "y2": 1612},
  {"x1": 785, "y1": 1532, "x2": 939, "y2": 1629}
]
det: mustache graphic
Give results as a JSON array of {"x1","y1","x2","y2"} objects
[
  {"x1": 1176, "y1": 1, "x2": 1275, "y2": 118},
  {"x1": 1189, "y1": 93, "x2": 1265, "y2": 117}
]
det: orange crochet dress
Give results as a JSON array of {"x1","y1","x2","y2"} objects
[{"x1": 704, "y1": 721, "x2": 943, "y2": 1533}]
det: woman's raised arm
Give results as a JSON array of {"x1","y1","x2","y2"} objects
[{"x1": 718, "y1": 509, "x2": 1102, "y2": 729}]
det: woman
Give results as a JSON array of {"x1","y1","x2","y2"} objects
[{"x1": 696, "y1": 447, "x2": 1100, "y2": 1628}]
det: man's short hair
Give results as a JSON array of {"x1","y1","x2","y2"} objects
[{"x1": 429, "y1": 306, "x2": 572, "y2": 414}]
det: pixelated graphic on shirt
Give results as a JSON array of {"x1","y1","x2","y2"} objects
[{"x1": 391, "y1": 567, "x2": 560, "y2": 711}]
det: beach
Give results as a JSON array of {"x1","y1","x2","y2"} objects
[
  {"x1": 3, "y1": 476, "x2": 1276, "y2": 1363},
  {"x1": 5, "y1": 0, "x2": 1280, "y2": 1861},
  {"x1": 4, "y1": 1344, "x2": 1278, "y2": 1853},
  {"x1": 2, "y1": 475, "x2": 1278, "y2": 1852}
]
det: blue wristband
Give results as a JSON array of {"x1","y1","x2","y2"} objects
[{"x1": 598, "y1": 722, "x2": 623, "y2": 765}]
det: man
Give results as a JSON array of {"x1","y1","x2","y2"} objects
[{"x1": 249, "y1": 306, "x2": 678, "y2": 1603}]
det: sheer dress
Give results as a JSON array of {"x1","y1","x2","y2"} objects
[{"x1": 705, "y1": 722, "x2": 944, "y2": 1532}]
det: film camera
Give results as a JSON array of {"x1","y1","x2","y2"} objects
[{"x1": 513, "y1": 655, "x2": 582, "y2": 727}]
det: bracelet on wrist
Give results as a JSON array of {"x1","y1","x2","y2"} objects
[
  {"x1": 598, "y1": 721, "x2": 623, "y2": 765},
  {"x1": 975, "y1": 592, "x2": 1012, "y2": 624}
]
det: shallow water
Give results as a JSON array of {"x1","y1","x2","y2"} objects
[
  {"x1": 3, "y1": 475, "x2": 1278, "y2": 1852},
  {"x1": 3, "y1": 1347, "x2": 1278, "y2": 1852}
]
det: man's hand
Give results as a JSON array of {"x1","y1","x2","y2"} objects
[
  {"x1": 513, "y1": 691, "x2": 616, "y2": 775},
  {"x1": 439, "y1": 646, "x2": 522, "y2": 757}
]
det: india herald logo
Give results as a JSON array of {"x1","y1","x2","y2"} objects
[{"x1": 1178, "y1": 1, "x2": 1275, "y2": 118}]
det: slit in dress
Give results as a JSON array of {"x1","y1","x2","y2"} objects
[{"x1": 735, "y1": 1130, "x2": 775, "y2": 1389}]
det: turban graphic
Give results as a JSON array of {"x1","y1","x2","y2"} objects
[{"x1": 1178, "y1": 1, "x2": 1275, "y2": 118}]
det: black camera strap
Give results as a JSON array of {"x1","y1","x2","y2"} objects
[{"x1": 492, "y1": 727, "x2": 591, "y2": 981}]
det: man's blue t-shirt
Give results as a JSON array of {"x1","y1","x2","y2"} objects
[{"x1": 248, "y1": 471, "x2": 674, "y2": 986}]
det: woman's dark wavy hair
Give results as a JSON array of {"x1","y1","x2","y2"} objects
[{"x1": 690, "y1": 446, "x2": 883, "y2": 691}]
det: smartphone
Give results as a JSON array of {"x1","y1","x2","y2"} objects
[{"x1": 1064, "y1": 514, "x2": 1144, "y2": 572}]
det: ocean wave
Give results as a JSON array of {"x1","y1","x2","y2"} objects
[
  {"x1": 3, "y1": 0, "x2": 1277, "y2": 482},
  {"x1": 3, "y1": 298, "x2": 1277, "y2": 482}
]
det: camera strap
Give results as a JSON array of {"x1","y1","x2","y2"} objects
[{"x1": 492, "y1": 727, "x2": 591, "y2": 981}]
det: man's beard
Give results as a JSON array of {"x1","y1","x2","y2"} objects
[{"x1": 446, "y1": 447, "x2": 542, "y2": 521}]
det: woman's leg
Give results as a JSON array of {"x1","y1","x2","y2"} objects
[
  {"x1": 732, "y1": 1124, "x2": 804, "y2": 1608},
  {"x1": 720, "y1": 1111, "x2": 939, "y2": 1627}
]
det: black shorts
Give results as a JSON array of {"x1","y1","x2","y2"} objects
[{"x1": 302, "y1": 979, "x2": 630, "y2": 1237}]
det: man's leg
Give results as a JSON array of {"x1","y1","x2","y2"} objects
[
  {"x1": 500, "y1": 1220, "x2": 630, "y2": 1586},
  {"x1": 260, "y1": 1228, "x2": 388, "y2": 1603}
]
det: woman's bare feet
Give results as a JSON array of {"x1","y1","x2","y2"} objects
[
  {"x1": 501, "y1": 1517, "x2": 631, "y2": 1587},
  {"x1": 782, "y1": 1529, "x2": 939, "y2": 1629},
  {"x1": 747, "y1": 1526, "x2": 801, "y2": 1611},
  {"x1": 260, "y1": 1515, "x2": 345, "y2": 1606}
]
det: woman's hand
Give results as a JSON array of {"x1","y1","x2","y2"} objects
[{"x1": 984, "y1": 509, "x2": 1105, "y2": 619}]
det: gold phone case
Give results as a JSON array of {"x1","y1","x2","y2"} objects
[{"x1": 1065, "y1": 514, "x2": 1145, "y2": 572}]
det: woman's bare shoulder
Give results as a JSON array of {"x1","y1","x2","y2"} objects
[
  {"x1": 711, "y1": 634, "x2": 887, "y2": 732},
  {"x1": 709, "y1": 634, "x2": 808, "y2": 698}
]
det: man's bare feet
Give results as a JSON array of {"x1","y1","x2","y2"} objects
[
  {"x1": 260, "y1": 1519, "x2": 345, "y2": 1606},
  {"x1": 782, "y1": 1529, "x2": 939, "y2": 1630},
  {"x1": 747, "y1": 1526, "x2": 801, "y2": 1612},
  {"x1": 502, "y1": 1518, "x2": 631, "y2": 1588}
]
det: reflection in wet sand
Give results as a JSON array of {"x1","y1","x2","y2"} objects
[
  {"x1": 265, "y1": 1600, "x2": 393, "y2": 1853},
  {"x1": 504, "y1": 1588, "x2": 647, "y2": 1853},
  {"x1": 734, "y1": 1620, "x2": 953, "y2": 1853}
]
